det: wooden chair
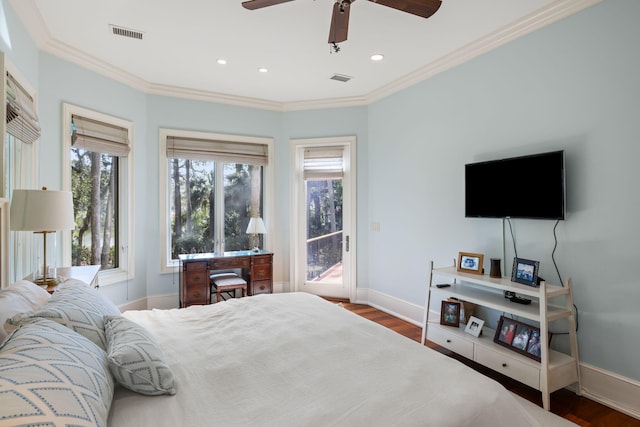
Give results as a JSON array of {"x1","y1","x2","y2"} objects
[{"x1": 210, "y1": 273, "x2": 247, "y2": 303}]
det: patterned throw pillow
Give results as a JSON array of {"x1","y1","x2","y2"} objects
[
  {"x1": 104, "y1": 315, "x2": 176, "y2": 396},
  {"x1": 7, "y1": 280, "x2": 120, "y2": 350},
  {"x1": 0, "y1": 317, "x2": 114, "y2": 427}
]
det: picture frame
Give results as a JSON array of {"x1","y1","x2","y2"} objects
[
  {"x1": 493, "y1": 316, "x2": 551, "y2": 362},
  {"x1": 464, "y1": 316, "x2": 484, "y2": 338},
  {"x1": 457, "y1": 252, "x2": 484, "y2": 275},
  {"x1": 440, "y1": 300, "x2": 461, "y2": 327},
  {"x1": 511, "y1": 257, "x2": 540, "y2": 287}
]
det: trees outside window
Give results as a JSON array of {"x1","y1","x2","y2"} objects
[
  {"x1": 71, "y1": 148, "x2": 118, "y2": 269},
  {"x1": 169, "y1": 159, "x2": 263, "y2": 259}
]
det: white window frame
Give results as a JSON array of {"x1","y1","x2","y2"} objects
[
  {"x1": 3, "y1": 58, "x2": 38, "y2": 282},
  {"x1": 62, "y1": 103, "x2": 135, "y2": 286},
  {"x1": 158, "y1": 128, "x2": 274, "y2": 274}
]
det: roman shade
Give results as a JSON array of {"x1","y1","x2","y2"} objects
[
  {"x1": 166, "y1": 136, "x2": 268, "y2": 166},
  {"x1": 5, "y1": 72, "x2": 41, "y2": 144},
  {"x1": 72, "y1": 114, "x2": 130, "y2": 157},
  {"x1": 303, "y1": 147, "x2": 344, "y2": 180}
]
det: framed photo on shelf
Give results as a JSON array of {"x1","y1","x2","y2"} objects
[
  {"x1": 440, "y1": 300, "x2": 461, "y2": 327},
  {"x1": 464, "y1": 316, "x2": 484, "y2": 338},
  {"x1": 493, "y1": 316, "x2": 550, "y2": 362},
  {"x1": 511, "y1": 257, "x2": 540, "y2": 287},
  {"x1": 457, "y1": 252, "x2": 484, "y2": 275}
]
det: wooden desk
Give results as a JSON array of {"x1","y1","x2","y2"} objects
[
  {"x1": 178, "y1": 251, "x2": 273, "y2": 308},
  {"x1": 24, "y1": 265, "x2": 101, "y2": 293}
]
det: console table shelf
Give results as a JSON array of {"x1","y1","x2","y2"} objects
[{"x1": 422, "y1": 261, "x2": 582, "y2": 410}]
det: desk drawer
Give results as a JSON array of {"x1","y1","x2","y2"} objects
[
  {"x1": 253, "y1": 255, "x2": 272, "y2": 266},
  {"x1": 476, "y1": 346, "x2": 539, "y2": 389},
  {"x1": 426, "y1": 326, "x2": 474, "y2": 359},
  {"x1": 252, "y1": 265, "x2": 272, "y2": 280},
  {"x1": 252, "y1": 279, "x2": 272, "y2": 295},
  {"x1": 185, "y1": 261, "x2": 209, "y2": 271},
  {"x1": 212, "y1": 258, "x2": 251, "y2": 269}
]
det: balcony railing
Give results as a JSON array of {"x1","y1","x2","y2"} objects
[{"x1": 307, "y1": 230, "x2": 342, "y2": 281}]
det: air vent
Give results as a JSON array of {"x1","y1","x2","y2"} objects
[
  {"x1": 109, "y1": 25, "x2": 144, "y2": 40},
  {"x1": 330, "y1": 74, "x2": 352, "y2": 83}
]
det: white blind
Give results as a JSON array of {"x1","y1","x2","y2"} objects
[
  {"x1": 5, "y1": 72, "x2": 41, "y2": 144},
  {"x1": 166, "y1": 136, "x2": 268, "y2": 166},
  {"x1": 71, "y1": 114, "x2": 130, "y2": 157},
  {"x1": 303, "y1": 147, "x2": 344, "y2": 180}
]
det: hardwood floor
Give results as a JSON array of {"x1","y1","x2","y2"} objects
[{"x1": 330, "y1": 299, "x2": 639, "y2": 427}]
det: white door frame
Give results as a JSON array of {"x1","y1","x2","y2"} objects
[{"x1": 290, "y1": 136, "x2": 356, "y2": 301}]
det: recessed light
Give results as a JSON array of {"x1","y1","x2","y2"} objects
[
  {"x1": 258, "y1": 67, "x2": 268, "y2": 73},
  {"x1": 370, "y1": 54, "x2": 384, "y2": 61},
  {"x1": 217, "y1": 59, "x2": 227, "y2": 65}
]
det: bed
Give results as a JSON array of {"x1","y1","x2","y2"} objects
[{"x1": 0, "y1": 277, "x2": 576, "y2": 426}]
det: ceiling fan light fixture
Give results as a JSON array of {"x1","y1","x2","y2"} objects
[{"x1": 370, "y1": 54, "x2": 384, "y2": 61}]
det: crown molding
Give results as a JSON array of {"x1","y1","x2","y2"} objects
[{"x1": 10, "y1": 0, "x2": 600, "y2": 112}]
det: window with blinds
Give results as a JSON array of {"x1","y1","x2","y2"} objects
[
  {"x1": 5, "y1": 72, "x2": 41, "y2": 144},
  {"x1": 163, "y1": 132, "x2": 268, "y2": 258},
  {"x1": 303, "y1": 147, "x2": 344, "y2": 180},
  {"x1": 70, "y1": 114, "x2": 130, "y2": 270}
]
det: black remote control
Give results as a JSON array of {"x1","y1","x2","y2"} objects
[{"x1": 509, "y1": 296, "x2": 531, "y2": 305}]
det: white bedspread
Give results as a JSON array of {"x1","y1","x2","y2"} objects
[{"x1": 108, "y1": 293, "x2": 541, "y2": 426}]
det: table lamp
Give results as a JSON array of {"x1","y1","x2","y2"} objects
[
  {"x1": 10, "y1": 188, "x2": 75, "y2": 287},
  {"x1": 245, "y1": 217, "x2": 266, "y2": 252}
]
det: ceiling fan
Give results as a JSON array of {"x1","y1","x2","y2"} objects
[{"x1": 241, "y1": 0, "x2": 442, "y2": 52}]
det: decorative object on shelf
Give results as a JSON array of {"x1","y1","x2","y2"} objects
[
  {"x1": 246, "y1": 216, "x2": 266, "y2": 252},
  {"x1": 489, "y1": 258, "x2": 502, "y2": 278},
  {"x1": 440, "y1": 300, "x2": 461, "y2": 327},
  {"x1": 511, "y1": 257, "x2": 540, "y2": 287},
  {"x1": 464, "y1": 316, "x2": 484, "y2": 338},
  {"x1": 10, "y1": 188, "x2": 75, "y2": 288},
  {"x1": 448, "y1": 297, "x2": 476, "y2": 324},
  {"x1": 457, "y1": 252, "x2": 484, "y2": 275},
  {"x1": 493, "y1": 316, "x2": 550, "y2": 362}
]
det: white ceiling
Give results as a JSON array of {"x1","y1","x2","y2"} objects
[{"x1": 9, "y1": 0, "x2": 597, "y2": 111}]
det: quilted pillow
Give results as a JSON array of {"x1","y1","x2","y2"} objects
[
  {"x1": 0, "y1": 280, "x2": 51, "y2": 343},
  {"x1": 7, "y1": 279, "x2": 120, "y2": 350},
  {"x1": 0, "y1": 317, "x2": 114, "y2": 427},
  {"x1": 104, "y1": 315, "x2": 176, "y2": 396}
]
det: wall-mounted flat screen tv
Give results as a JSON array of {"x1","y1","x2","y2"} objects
[{"x1": 465, "y1": 150, "x2": 565, "y2": 220}]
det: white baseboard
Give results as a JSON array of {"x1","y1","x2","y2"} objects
[
  {"x1": 578, "y1": 363, "x2": 640, "y2": 420},
  {"x1": 354, "y1": 287, "x2": 423, "y2": 326}
]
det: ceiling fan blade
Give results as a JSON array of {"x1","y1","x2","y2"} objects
[
  {"x1": 242, "y1": 0, "x2": 295, "y2": 10},
  {"x1": 369, "y1": 0, "x2": 441, "y2": 19},
  {"x1": 328, "y1": 1, "x2": 351, "y2": 44}
]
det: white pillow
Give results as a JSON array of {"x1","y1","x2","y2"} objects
[
  {"x1": 0, "y1": 280, "x2": 51, "y2": 343},
  {"x1": 7, "y1": 280, "x2": 120, "y2": 350},
  {"x1": 0, "y1": 317, "x2": 114, "y2": 427},
  {"x1": 104, "y1": 315, "x2": 177, "y2": 396}
]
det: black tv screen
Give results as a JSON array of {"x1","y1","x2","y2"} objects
[{"x1": 465, "y1": 150, "x2": 565, "y2": 220}]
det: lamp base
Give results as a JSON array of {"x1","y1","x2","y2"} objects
[
  {"x1": 251, "y1": 247, "x2": 260, "y2": 253},
  {"x1": 33, "y1": 276, "x2": 62, "y2": 289}
]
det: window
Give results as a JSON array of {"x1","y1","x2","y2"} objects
[
  {"x1": 62, "y1": 104, "x2": 133, "y2": 286},
  {"x1": 4, "y1": 69, "x2": 38, "y2": 281},
  {"x1": 159, "y1": 129, "x2": 273, "y2": 272}
]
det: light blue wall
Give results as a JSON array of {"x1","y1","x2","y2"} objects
[
  {"x1": 2, "y1": 0, "x2": 639, "y2": 383},
  {"x1": 367, "y1": 0, "x2": 640, "y2": 381}
]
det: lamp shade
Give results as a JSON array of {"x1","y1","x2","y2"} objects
[
  {"x1": 10, "y1": 189, "x2": 75, "y2": 231},
  {"x1": 246, "y1": 217, "x2": 266, "y2": 234}
]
